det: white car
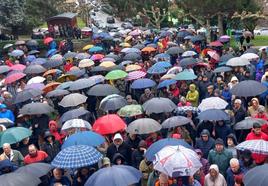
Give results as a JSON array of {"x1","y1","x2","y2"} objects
[{"x1": 254, "y1": 28, "x2": 268, "y2": 35}]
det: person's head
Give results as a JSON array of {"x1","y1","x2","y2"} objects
[
  {"x1": 3, "y1": 143, "x2": 11, "y2": 155},
  {"x1": 101, "y1": 157, "x2": 111, "y2": 168},
  {"x1": 189, "y1": 84, "x2": 196, "y2": 92},
  {"x1": 216, "y1": 76, "x2": 222, "y2": 83},
  {"x1": 22, "y1": 137, "x2": 30, "y2": 145},
  {"x1": 53, "y1": 168, "x2": 63, "y2": 180},
  {"x1": 44, "y1": 131, "x2": 54, "y2": 143},
  {"x1": 129, "y1": 133, "x2": 136, "y2": 140},
  {"x1": 215, "y1": 138, "x2": 224, "y2": 152},
  {"x1": 234, "y1": 99, "x2": 242, "y2": 109},
  {"x1": 251, "y1": 98, "x2": 259, "y2": 107},
  {"x1": 202, "y1": 75, "x2": 208, "y2": 82},
  {"x1": 138, "y1": 140, "x2": 147, "y2": 152},
  {"x1": 144, "y1": 88, "x2": 151, "y2": 96},
  {"x1": 0, "y1": 104, "x2": 7, "y2": 113},
  {"x1": 209, "y1": 164, "x2": 219, "y2": 178},
  {"x1": 253, "y1": 122, "x2": 262, "y2": 135},
  {"x1": 80, "y1": 167, "x2": 89, "y2": 176},
  {"x1": 227, "y1": 134, "x2": 237, "y2": 147},
  {"x1": 231, "y1": 76, "x2": 238, "y2": 84},
  {"x1": 195, "y1": 149, "x2": 203, "y2": 159},
  {"x1": 159, "y1": 173, "x2": 169, "y2": 184},
  {"x1": 223, "y1": 83, "x2": 229, "y2": 91},
  {"x1": 126, "y1": 95, "x2": 133, "y2": 104},
  {"x1": 113, "y1": 133, "x2": 123, "y2": 146},
  {"x1": 257, "y1": 106, "x2": 266, "y2": 116},
  {"x1": 49, "y1": 120, "x2": 58, "y2": 132},
  {"x1": 217, "y1": 120, "x2": 224, "y2": 126},
  {"x1": 207, "y1": 85, "x2": 214, "y2": 93},
  {"x1": 28, "y1": 144, "x2": 38, "y2": 157},
  {"x1": 150, "y1": 132, "x2": 158, "y2": 140},
  {"x1": 230, "y1": 158, "x2": 240, "y2": 173},
  {"x1": 180, "y1": 96, "x2": 187, "y2": 104},
  {"x1": 201, "y1": 129, "x2": 210, "y2": 142}
]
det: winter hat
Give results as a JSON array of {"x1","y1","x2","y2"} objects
[
  {"x1": 215, "y1": 138, "x2": 224, "y2": 146},
  {"x1": 113, "y1": 133, "x2": 123, "y2": 142},
  {"x1": 253, "y1": 122, "x2": 261, "y2": 128},
  {"x1": 138, "y1": 140, "x2": 147, "y2": 148},
  {"x1": 101, "y1": 157, "x2": 111, "y2": 167}
]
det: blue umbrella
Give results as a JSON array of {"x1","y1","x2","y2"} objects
[
  {"x1": 89, "y1": 46, "x2": 103, "y2": 53},
  {"x1": 198, "y1": 109, "x2": 230, "y2": 121},
  {"x1": 26, "y1": 55, "x2": 36, "y2": 63},
  {"x1": 62, "y1": 131, "x2": 105, "y2": 149},
  {"x1": 155, "y1": 53, "x2": 170, "y2": 59},
  {"x1": 145, "y1": 138, "x2": 193, "y2": 161},
  {"x1": 157, "y1": 79, "x2": 177, "y2": 89},
  {"x1": 59, "y1": 107, "x2": 90, "y2": 124},
  {"x1": 85, "y1": 165, "x2": 142, "y2": 186},
  {"x1": 10, "y1": 49, "x2": 24, "y2": 57},
  {"x1": 152, "y1": 62, "x2": 172, "y2": 69},
  {"x1": 56, "y1": 81, "x2": 73, "y2": 90},
  {"x1": 52, "y1": 145, "x2": 103, "y2": 169},
  {"x1": 31, "y1": 58, "x2": 47, "y2": 65},
  {"x1": 147, "y1": 66, "x2": 167, "y2": 74},
  {"x1": 131, "y1": 78, "x2": 156, "y2": 89},
  {"x1": 173, "y1": 70, "x2": 197, "y2": 80},
  {"x1": 46, "y1": 49, "x2": 57, "y2": 57}
]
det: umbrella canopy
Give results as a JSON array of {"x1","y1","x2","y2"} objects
[
  {"x1": 154, "y1": 145, "x2": 202, "y2": 177},
  {"x1": 63, "y1": 52, "x2": 77, "y2": 59},
  {"x1": 99, "y1": 61, "x2": 116, "y2": 68},
  {"x1": 56, "y1": 74, "x2": 77, "y2": 83},
  {"x1": 43, "y1": 82, "x2": 61, "y2": 94},
  {"x1": 162, "y1": 116, "x2": 191, "y2": 129},
  {"x1": 85, "y1": 165, "x2": 142, "y2": 186},
  {"x1": 235, "y1": 139, "x2": 268, "y2": 155},
  {"x1": 166, "y1": 47, "x2": 184, "y2": 55},
  {"x1": 219, "y1": 53, "x2": 234, "y2": 63},
  {"x1": 105, "y1": 70, "x2": 128, "y2": 80},
  {"x1": 59, "y1": 108, "x2": 90, "y2": 124},
  {"x1": 233, "y1": 117, "x2": 266, "y2": 130},
  {"x1": 243, "y1": 164, "x2": 268, "y2": 186},
  {"x1": 0, "y1": 127, "x2": 32, "y2": 146},
  {"x1": 213, "y1": 66, "x2": 232, "y2": 73},
  {"x1": 0, "y1": 172, "x2": 41, "y2": 186},
  {"x1": 59, "y1": 93, "x2": 88, "y2": 107},
  {"x1": 0, "y1": 65, "x2": 10, "y2": 74},
  {"x1": 10, "y1": 64, "x2": 26, "y2": 71},
  {"x1": 93, "y1": 114, "x2": 126, "y2": 135},
  {"x1": 209, "y1": 41, "x2": 223, "y2": 47},
  {"x1": 99, "y1": 94, "x2": 127, "y2": 111},
  {"x1": 198, "y1": 97, "x2": 228, "y2": 111},
  {"x1": 145, "y1": 138, "x2": 193, "y2": 161},
  {"x1": 117, "y1": 104, "x2": 143, "y2": 117},
  {"x1": 46, "y1": 89, "x2": 69, "y2": 98},
  {"x1": 87, "y1": 84, "x2": 120, "y2": 96},
  {"x1": 207, "y1": 50, "x2": 220, "y2": 61},
  {"x1": 52, "y1": 145, "x2": 103, "y2": 169},
  {"x1": 147, "y1": 66, "x2": 167, "y2": 74},
  {"x1": 68, "y1": 78, "x2": 96, "y2": 91},
  {"x1": 10, "y1": 49, "x2": 24, "y2": 57},
  {"x1": 241, "y1": 53, "x2": 259, "y2": 60},
  {"x1": 126, "y1": 118, "x2": 162, "y2": 134},
  {"x1": 125, "y1": 64, "x2": 142, "y2": 72},
  {"x1": 141, "y1": 46, "x2": 156, "y2": 53},
  {"x1": 198, "y1": 109, "x2": 230, "y2": 121},
  {"x1": 131, "y1": 78, "x2": 156, "y2": 89},
  {"x1": 79, "y1": 59, "x2": 95, "y2": 68},
  {"x1": 152, "y1": 62, "x2": 172, "y2": 69},
  {"x1": 75, "y1": 53, "x2": 90, "y2": 60},
  {"x1": 157, "y1": 79, "x2": 177, "y2": 89},
  {"x1": 62, "y1": 119, "x2": 92, "y2": 131},
  {"x1": 25, "y1": 83, "x2": 45, "y2": 90},
  {"x1": 230, "y1": 80, "x2": 267, "y2": 97},
  {"x1": 27, "y1": 76, "x2": 46, "y2": 84},
  {"x1": 56, "y1": 81, "x2": 73, "y2": 90},
  {"x1": 15, "y1": 163, "x2": 52, "y2": 178},
  {"x1": 19, "y1": 102, "x2": 54, "y2": 115},
  {"x1": 180, "y1": 58, "x2": 197, "y2": 67},
  {"x1": 24, "y1": 64, "x2": 46, "y2": 74},
  {"x1": 226, "y1": 57, "x2": 250, "y2": 66},
  {"x1": 14, "y1": 88, "x2": 43, "y2": 104},
  {"x1": 4, "y1": 72, "x2": 26, "y2": 84},
  {"x1": 143, "y1": 97, "x2": 177, "y2": 114},
  {"x1": 0, "y1": 118, "x2": 14, "y2": 128},
  {"x1": 182, "y1": 51, "x2": 197, "y2": 57},
  {"x1": 43, "y1": 59, "x2": 63, "y2": 69},
  {"x1": 126, "y1": 71, "x2": 147, "y2": 81},
  {"x1": 173, "y1": 70, "x2": 197, "y2": 80},
  {"x1": 62, "y1": 131, "x2": 104, "y2": 149}
]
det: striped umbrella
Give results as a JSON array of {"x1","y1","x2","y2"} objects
[{"x1": 126, "y1": 71, "x2": 146, "y2": 81}]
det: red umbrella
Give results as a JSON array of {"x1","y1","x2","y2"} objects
[
  {"x1": 91, "y1": 54, "x2": 104, "y2": 61},
  {"x1": 4, "y1": 72, "x2": 26, "y2": 84},
  {"x1": 209, "y1": 41, "x2": 223, "y2": 47},
  {"x1": 207, "y1": 50, "x2": 220, "y2": 61},
  {"x1": 44, "y1": 37, "x2": 53, "y2": 45},
  {"x1": 93, "y1": 114, "x2": 126, "y2": 135},
  {"x1": 10, "y1": 64, "x2": 26, "y2": 71}
]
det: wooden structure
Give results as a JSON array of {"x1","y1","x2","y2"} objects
[{"x1": 47, "y1": 12, "x2": 78, "y2": 27}]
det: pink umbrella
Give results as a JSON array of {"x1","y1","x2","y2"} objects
[
  {"x1": 209, "y1": 41, "x2": 223, "y2": 47},
  {"x1": 4, "y1": 72, "x2": 26, "y2": 84},
  {"x1": 129, "y1": 29, "x2": 142, "y2": 36},
  {"x1": 207, "y1": 51, "x2": 220, "y2": 61},
  {"x1": 219, "y1": 35, "x2": 230, "y2": 43},
  {"x1": 25, "y1": 83, "x2": 45, "y2": 90},
  {"x1": 43, "y1": 37, "x2": 54, "y2": 45},
  {"x1": 10, "y1": 64, "x2": 26, "y2": 71},
  {"x1": 90, "y1": 54, "x2": 104, "y2": 61},
  {"x1": 126, "y1": 71, "x2": 146, "y2": 81}
]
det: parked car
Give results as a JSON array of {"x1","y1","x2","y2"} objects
[{"x1": 107, "y1": 16, "x2": 115, "y2": 24}]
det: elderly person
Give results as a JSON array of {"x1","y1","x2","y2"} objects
[
  {"x1": 248, "y1": 98, "x2": 264, "y2": 117},
  {"x1": 204, "y1": 164, "x2": 227, "y2": 186},
  {"x1": 233, "y1": 99, "x2": 246, "y2": 124},
  {"x1": 50, "y1": 168, "x2": 71, "y2": 186},
  {"x1": 0, "y1": 143, "x2": 24, "y2": 167},
  {"x1": 226, "y1": 158, "x2": 245, "y2": 186},
  {"x1": 139, "y1": 88, "x2": 154, "y2": 104}
]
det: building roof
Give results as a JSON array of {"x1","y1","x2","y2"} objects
[{"x1": 47, "y1": 12, "x2": 77, "y2": 21}]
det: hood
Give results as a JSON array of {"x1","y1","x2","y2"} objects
[
  {"x1": 227, "y1": 133, "x2": 238, "y2": 145},
  {"x1": 209, "y1": 164, "x2": 219, "y2": 174},
  {"x1": 230, "y1": 76, "x2": 238, "y2": 83},
  {"x1": 113, "y1": 133, "x2": 123, "y2": 143},
  {"x1": 49, "y1": 120, "x2": 58, "y2": 129},
  {"x1": 251, "y1": 97, "x2": 259, "y2": 105},
  {"x1": 189, "y1": 84, "x2": 196, "y2": 91},
  {"x1": 112, "y1": 153, "x2": 125, "y2": 163},
  {"x1": 201, "y1": 129, "x2": 210, "y2": 137},
  {"x1": 138, "y1": 140, "x2": 147, "y2": 148}
]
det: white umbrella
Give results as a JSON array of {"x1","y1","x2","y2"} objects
[
  {"x1": 153, "y1": 145, "x2": 202, "y2": 177},
  {"x1": 235, "y1": 140, "x2": 268, "y2": 155},
  {"x1": 226, "y1": 57, "x2": 250, "y2": 66},
  {"x1": 27, "y1": 76, "x2": 46, "y2": 84},
  {"x1": 198, "y1": 97, "x2": 228, "y2": 111},
  {"x1": 126, "y1": 118, "x2": 161, "y2": 134},
  {"x1": 241, "y1": 53, "x2": 259, "y2": 61},
  {"x1": 182, "y1": 51, "x2": 197, "y2": 57},
  {"x1": 59, "y1": 93, "x2": 88, "y2": 107},
  {"x1": 62, "y1": 119, "x2": 92, "y2": 131}
]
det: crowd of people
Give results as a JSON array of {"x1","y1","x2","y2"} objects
[{"x1": 0, "y1": 26, "x2": 268, "y2": 186}]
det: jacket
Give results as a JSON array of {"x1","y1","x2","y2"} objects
[
  {"x1": 195, "y1": 130, "x2": 215, "y2": 159},
  {"x1": 204, "y1": 165, "x2": 227, "y2": 186},
  {"x1": 106, "y1": 142, "x2": 132, "y2": 165},
  {"x1": 24, "y1": 150, "x2": 49, "y2": 165},
  {"x1": 48, "y1": 120, "x2": 65, "y2": 144},
  {"x1": 186, "y1": 84, "x2": 199, "y2": 107},
  {"x1": 0, "y1": 150, "x2": 24, "y2": 167},
  {"x1": 41, "y1": 141, "x2": 61, "y2": 162},
  {"x1": 0, "y1": 109, "x2": 15, "y2": 122},
  {"x1": 234, "y1": 107, "x2": 246, "y2": 123},
  {"x1": 226, "y1": 167, "x2": 245, "y2": 186},
  {"x1": 215, "y1": 123, "x2": 232, "y2": 143}
]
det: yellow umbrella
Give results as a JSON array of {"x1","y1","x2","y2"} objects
[
  {"x1": 160, "y1": 74, "x2": 176, "y2": 80},
  {"x1": 56, "y1": 74, "x2": 77, "y2": 83},
  {"x1": 79, "y1": 59, "x2": 95, "y2": 68},
  {"x1": 119, "y1": 42, "x2": 131, "y2": 48},
  {"x1": 82, "y1": 44, "x2": 94, "y2": 51},
  {"x1": 99, "y1": 61, "x2": 116, "y2": 68},
  {"x1": 125, "y1": 64, "x2": 142, "y2": 72},
  {"x1": 124, "y1": 36, "x2": 133, "y2": 42}
]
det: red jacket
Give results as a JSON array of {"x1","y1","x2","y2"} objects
[
  {"x1": 49, "y1": 120, "x2": 65, "y2": 144},
  {"x1": 246, "y1": 131, "x2": 268, "y2": 164},
  {"x1": 145, "y1": 136, "x2": 162, "y2": 147},
  {"x1": 24, "y1": 150, "x2": 48, "y2": 165}
]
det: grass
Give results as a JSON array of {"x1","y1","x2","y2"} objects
[{"x1": 230, "y1": 35, "x2": 268, "y2": 48}]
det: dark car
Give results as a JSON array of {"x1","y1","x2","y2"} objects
[{"x1": 107, "y1": 16, "x2": 115, "y2": 24}]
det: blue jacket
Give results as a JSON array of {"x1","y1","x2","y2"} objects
[
  {"x1": 50, "y1": 176, "x2": 71, "y2": 186},
  {"x1": 226, "y1": 167, "x2": 245, "y2": 186},
  {"x1": 221, "y1": 89, "x2": 232, "y2": 103},
  {"x1": 0, "y1": 109, "x2": 15, "y2": 122},
  {"x1": 49, "y1": 41, "x2": 57, "y2": 50}
]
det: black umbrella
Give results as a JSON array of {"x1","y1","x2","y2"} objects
[
  {"x1": 15, "y1": 163, "x2": 52, "y2": 177},
  {"x1": 26, "y1": 39, "x2": 38, "y2": 46},
  {"x1": 244, "y1": 164, "x2": 268, "y2": 186},
  {"x1": 14, "y1": 88, "x2": 43, "y2": 104},
  {"x1": 67, "y1": 68, "x2": 86, "y2": 78},
  {"x1": 190, "y1": 35, "x2": 205, "y2": 43},
  {"x1": 87, "y1": 84, "x2": 120, "y2": 96},
  {"x1": 123, "y1": 53, "x2": 141, "y2": 61},
  {"x1": 161, "y1": 116, "x2": 192, "y2": 129},
  {"x1": 106, "y1": 53, "x2": 120, "y2": 61},
  {"x1": 132, "y1": 44, "x2": 145, "y2": 50},
  {"x1": 31, "y1": 58, "x2": 47, "y2": 65},
  {"x1": 180, "y1": 58, "x2": 197, "y2": 67},
  {"x1": 42, "y1": 59, "x2": 63, "y2": 69},
  {"x1": 28, "y1": 50, "x2": 40, "y2": 55},
  {"x1": 213, "y1": 66, "x2": 232, "y2": 73},
  {"x1": 0, "y1": 172, "x2": 41, "y2": 186},
  {"x1": 233, "y1": 117, "x2": 267, "y2": 130},
  {"x1": 142, "y1": 97, "x2": 177, "y2": 114},
  {"x1": 230, "y1": 80, "x2": 267, "y2": 97},
  {"x1": 69, "y1": 78, "x2": 96, "y2": 91},
  {"x1": 166, "y1": 47, "x2": 184, "y2": 55},
  {"x1": 24, "y1": 64, "x2": 46, "y2": 74},
  {"x1": 219, "y1": 54, "x2": 234, "y2": 62},
  {"x1": 19, "y1": 102, "x2": 54, "y2": 115},
  {"x1": 46, "y1": 89, "x2": 70, "y2": 98},
  {"x1": 198, "y1": 109, "x2": 230, "y2": 121},
  {"x1": 120, "y1": 60, "x2": 134, "y2": 66},
  {"x1": 63, "y1": 52, "x2": 77, "y2": 59},
  {"x1": 91, "y1": 66, "x2": 109, "y2": 72},
  {"x1": 99, "y1": 94, "x2": 127, "y2": 111},
  {"x1": 59, "y1": 107, "x2": 90, "y2": 124},
  {"x1": 244, "y1": 48, "x2": 258, "y2": 54},
  {"x1": 0, "y1": 65, "x2": 10, "y2": 74}
]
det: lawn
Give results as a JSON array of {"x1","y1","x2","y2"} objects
[{"x1": 230, "y1": 35, "x2": 268, "y2": 48}]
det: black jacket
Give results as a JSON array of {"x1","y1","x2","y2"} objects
[
  {"x1": 106, "y1": 142, "x2": 132, "y2": 165},
  {"x1": 234, "y1": 107, "x2": 246, "y2": 123},
  {"x1": 131, "y1": 149, "x2": 144, "y2": 169},
  {"x1": 40, "y1": 141, "x2": 61, "y2": 161}
]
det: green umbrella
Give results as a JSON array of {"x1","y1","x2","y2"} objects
[
  {"x1": 105, "y1": 70, "x2": 128, "y2": 80},
  {"x1": 117, "y1": 104, "x2": 143, "y2": 117},
  {"x1": 0, "y1": 127, "x2": 32, "y2": 146},
  {"x1": 173, "y1": 70, "x2": 197, "y2": 81}
]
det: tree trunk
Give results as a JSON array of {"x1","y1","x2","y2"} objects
[
  {"x1": 206, "y1": 18, "x2": 211, "y2": 43},
  {"x1": 217, "y1": 14, "x2": 224, "y2": 36}
]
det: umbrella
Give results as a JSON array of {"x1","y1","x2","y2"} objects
[
  {"x1": 219, "y1": 53, "x2": 234, "y2": 63},
  {"x1": 106, "y1": 53, "x2": 120, "y2": 61},
  {"x1": 59, "y1": 108, "x2": 90, "y2": 124},
  {"x1": 157, "y1": 79, "x2": 177, "y2": 89},
  {"x1": 243, "y1": 164, "x2": 268, "y2": 186},
  {"x1": 167, "y1": 66, "x2": 182, "y2": 74},
  {"x1": 85, "y1": 165, "x2": 142, "y2": 186},
  {"x1": 56, "y1": 74, "x2": 76, "y2": 83},
  {"x1": 126, "y1": 118, "x2": 161, "y2": 134},
  {"x1": 99, "y1": 61, "x2": 116, "y2": 68},
  {"x1": 52, "y1": 145, "x2": 103, "y2": 169},
  {"x1": 26, "y1": 39, "x2": 38, "y2": 46},
  {"x1": 233, "y1": 117, "x2": 267, "y2": 130},
  {"x1": 207, "y1": 50, "x2": 220, "y2": 61},
  {"x1": 10, "y1": 64, "x2": 26, "y2": 71},
  {"x1": 0, "y1": 172, "x2": 41, "y2": 186},
  {"x1": 147, "y1": 66, "x2": 167, "y2": 74},
  {"x1": 153, "y1": 145, "x2": 202, "y2": 177},
  {"x1": 67, "y1": 68, "x2": 86, "y2": 78},
  {"x1": 105, "y1": 70, "x2": 128, "y2": 80},
  {"x1": 99, "y1": 94, "x2": 127, "y2": 111},
  {"x1": 117, "y1": 105, "x2": 143, "y2": 117},
  {"x1": 62, "y1": 131, "x2": 104, "y2": 149},
  {"x1": 230, "y1": 80, "x2": 267, "y2": 97},
  {"x1": 43, "y1": 69, "x2": 61, "y2": 77},
  {"x1": 27, "y1": 76, "x2": 45, "y2": 84},
  {"x1": 14, "y1": 88, "x2": 42, "y2": 104},
  {"x1": 50, "y1": 54, "x2": 63, "y2": 61},
  {"x1": 4, "y1": 72, "x2": 26, "y2": 84},
  {"x1": 79, "y1": 59, "x2": 95, "y2": 68},
  {"x1": 166, "y1": 47, "x2": 184, "y2": 55},
  {"x1": 198, "y1": 97, "x2": 228, "y2": 111},
  {"x1": 160, "y1": 74, "x2": 176, "y2": 80},
  {"x1": 125, "y1": 64, "x2": 142, "y2": 72},
  {"x1": 209, "y1": 41, "x2": 223, "y2": 47},
  {"x1": 15, "y1": 163, "x2": 52, "y2": 177},
  {"x1": 191, "y1": 35, "x2": 205, "y2": 43},
  {"x1": 19, "y1": 102, "x2": 54, "y2": 115},
  {"x1": 46, "y1": 49, "x2": 58, "y2": 57},
  {"x1": 121, "y1": 48, "x2": 141, "y2": 54},
  {"x1": 43, "y1": 82, "x2": 61, "y2": 93},
  {"x1": 155, "y1": 53, "x2": 170, "y2": 60},
  {"x1": 241, "y1": 53, "x2": 259, "y2": 61},
  {"x1": 123, "y1": 53, "x2": 141, "y2": 61},
  {"x1": 143, "y1": 97, "x2": 177, "y2": 114},
  {"x1": 62, "y1": 119, "x2": 91, "y2": 131},
  {"x1": 43, "y1": 59, "x2": 63, "y2": 69},
  {"x1": 24, "y1": 64, "x2": 46, "y2": 74},
  {"x1": 3, "y1": 43, "x2": 13, "y2": 50},
  {"x1": 9, "y1": 49, "x2": 24, "y2": 57},
  {"x1": 63, "y1": 52, "x2": 77, "y2": 59},
  {"x1": 132, "y1": 44, "x2": 145, "y2": 50},
  {"x1": 68, "y1": 78, "x2": 95, "y2": 91},
  {"x1": 198, "y1": 109, "x2": 230, "y2": 121},
  {"x1": 59, "y1": 93, "x2": 87, "y2": 107},
  {"x1": 180, "y1": 58, "x2": 197, "y2": 67},
  {"x1": 245, "y1": 48, "x2": 259, "y2": 54},
  {"x1": 0, "y1": 118, "x2": 14, "y2": 128},
  {"x1": 0, "y1": 127, "x2": 32, "y2": 146},
  {"x1": 219, "y1": 35, "x2": 231, "y2": 42},
  {"x1": 182, "y1": 51, "x2": 197, "y2": 57},
  {"x1": 131, "y1": 78, "x2": 156, "y2": 89},
  {"x1": 25, "y1": 83, "x2": 45, "y2": 90},
  {"x1": 145, "y1": 138, "x2": 193, "y2": 161},
  {"x1": 87, "y1": 84, "x2": 120, "y2": 96},
  {"x1": 89, "y1": 46, "x2": 103, "y2": 53},
  {"x1": 43, "y1": 37, "x2": 53, "y2": 45},
  {"x1": 46, "y1": 89, "x2": 69, "y2": 98},
  {"x1": 152, "y1": 62, "x2": 172, "y2": 69},
  {"x1": 126, "y1": 71, "x2": 147, "y2": 81},
  {"x1": 0, "y1": 65, "x2": 10, "y2": 74},
  {"x1": 141, "y1": 46, "x2": 156, "y2": 53},
  {"x1": 56, "y1": 81, "x2": 73, "y2": 90},
  {"x1": 88, "y1": 75, "x2": 105, "y2": 84},
  {"x1": 213, "y1": 66, "x2": 232, "y2": 73},
  {"x1": 173, "y1": 70, "x2": 197, "y2": 80},
  {"x1": 176, "y1": 106, "x2": 199, "y2": 115},
  {"x1": 226, "y1": 57, "x2": 250, "y2": 66},
  {"x1": 92, "y1": 114, "x2": 126, "y2": 135},
  {"x1": 162, "y1": 116, "x2": 191, "y2": 129},
  {"x1": 75, "y1": 53, "x2": 90, "y2": 60},
  {"x1": 235, "y1": 139, "x2": 268, "y2": 155}
]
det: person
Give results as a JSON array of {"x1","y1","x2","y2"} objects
[
  {"x1": 139, "y1": 88, "x2": 154, "y2": 104},
  {"x1": 139, "y1": 158, "x2": 153, "y2": 186},
  {"x1": 154, "y1": 173, "x2": 173, "y2": 186},
  {"x1": 195, "y1": 129, "x2": 215, "y2": 159},
  {"x1": 198, "y1": 75, "x2": 211, "y2": 101},
  {"x1": 186, "y1": 84, "x2": 199, "y2": 107},
  {"x1": 214, "y1": 121, "x2": 233, "y2": 143},
  {"x1": 208, "y1": 138, "x2": 233, "y2": 177},
  {"x1": 228, "y1": 76, "x2": 239, "y2": 89},
  {"x1": 0, "y1": 159, "x2": 18, "y2": 175},
  {"x1": 99, "y1": 157, "x2": 111, "y2": 168},
  {"x1": 178, "y1": 96, "x2": 191, "y2": 107},
  {"x1": 204, "y1": 164, "x2": 227, "y2": 186},
  {"x1": 73, "y1": 167, "x2": 92, "y2": 186},
  {"x1": 0, "y1": 143, "x2": 24, "y2": 167},
  {"x1": 221, "y1": 84, "x2": 232, "y2": 108},
  {"x1": 112, "y1": 153, "x2": 126, "y2": 165},
  {"x1": 246, "y1": 122, "x2": 268, "y2": 164},
  {"x1": 0, "y1": 104, "x2": 15, "y2": 122},
  {"x1": 50, "y1": 168, "x2": 71, "y2": 186},
  {"x1": 239, "y1": 150, "x2": 255, "y2": 172},
  {"x1": 226, "y1": 158, "x2": 245, "y2": 186},
  {"x1": 233, "y1": 99, "x2": 246, "y2": 124},
  {"x1": 131, "y1": 140, "x2": 147, "y2": 169},
  {"x1": 195, "y1": 149, "x2": 210, "y2": 175},
  {"x1": 248, "y1": 98, "x2": 264, "y2": 117},
  {"x1": 24, "y1": 144, "x2": 50, "y2": 165},
  {"x1": 205, "y1": 85, "x2": 214, "y2": 98},
  {"x1": 125, "y1": 133, "x2": 142, "y2": 151},
  {"x1": 145, "y1": 132, "x2": 162, "y2": 147},
  {"x1": 126, "y1": 95, "x2": 138, "y2": 105},
  {"x1": 226, "y1": 133, "x2": 238, "y2": 158},
  {"x1": 106, "y1": 133, "x2": 132, "y2": 165},
  {"x1": 40, "y1": 131, "x2": 61, "y2": 161},
  {"x1": 48, "y1": 120, "x2": 65, "y2": 144}
]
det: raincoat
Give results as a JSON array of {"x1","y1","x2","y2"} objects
[{"x1": 186, "y1": 84, "x2": 199, "y2": 107}]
